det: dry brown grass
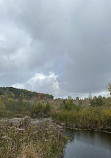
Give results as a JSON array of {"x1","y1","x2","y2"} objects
[
  {"x1": 0, "y1": 120, "x2": 67, "y2": 158},
  {"x1": 18, "y1": 143, "x2": 38, "y2": 158}
]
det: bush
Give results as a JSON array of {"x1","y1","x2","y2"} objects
[
  {"x1": 31, "y1": 102, "x2": 51, "y2": 118},
  {"x1": 52, "y1": 106, "x2": 111, "y2": 130}
]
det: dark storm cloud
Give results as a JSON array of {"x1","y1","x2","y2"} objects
[{"x1": 0, "y1": 0, "x2": 111, "y2": 97}]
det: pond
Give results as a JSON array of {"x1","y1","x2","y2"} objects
[{"x1": 63, "y1": 129, "x2": 111, "y2": 158}]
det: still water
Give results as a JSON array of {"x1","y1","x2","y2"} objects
[{"x1": 63, "y1": 129, "x2": 111, "y2": 158}]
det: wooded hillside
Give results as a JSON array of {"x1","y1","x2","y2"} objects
[{"x1": 0, "y1": 87, "x2": 54, "y2": 100}]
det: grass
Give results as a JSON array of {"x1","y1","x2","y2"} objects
[{"x1": 0, "y1": 119, "x2": 67, "y2": 158}]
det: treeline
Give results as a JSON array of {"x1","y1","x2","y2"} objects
[
  {"x1": 52, "y1": 100, "x2": 111, "y2": 131},
  {"x1": 58, "y1": 95, "x2": 111, "y2": 107},
  {"x1": 0, "y1": 87, "x2": 54, "y2": 100}
]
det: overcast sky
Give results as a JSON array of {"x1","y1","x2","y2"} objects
[{"x1": 0, "y1": 0, "x2": 111, "y2": 98}]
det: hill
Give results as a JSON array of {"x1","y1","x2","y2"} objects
[{"x1": 0, "y1": 87, "x2": 54, "y2": 100}]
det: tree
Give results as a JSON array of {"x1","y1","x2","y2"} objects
[
  {"x1": 90, "y1": 96, "x2": 103, "y2": 106},
  {"x1": 31, "y1": 102, "x2": 43, "y2": 118},
  {"x1": 44, "y1": 102, "x2": 50, "y2": 114},
  {"x1": 108, "y1": 83, "x2": 111, "y2": 96},
  {"x1": 64, "y1": 100, "x2": 73, "y2": 111},
  {"x1": 68, "y1": 96, "x2": 72, "y2": 100},
  {"x1": 88, "y1": 93, "x2": 92, "y2": 99}
]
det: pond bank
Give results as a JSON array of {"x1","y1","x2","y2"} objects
[{"x1": 53, "y1": 120, "x2": 111, "y2": 133}]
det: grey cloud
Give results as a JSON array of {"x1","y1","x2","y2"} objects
[{"x1": 0, "y1": 0, "x2": 111, "y2": 97}]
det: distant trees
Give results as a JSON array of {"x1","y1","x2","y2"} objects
[
  {"x1": 0, "y1": 87, "x2": 53, "y2": 118},
  {"x1": 89, "y1": 96, "x2": 103, "y2": 106},
  {"x1": 0, "y1": 98, "x2": 13, "y2": 118},
  {"x1": 63, "y1": 100, "x2": 81, "y2": 111},
  {"x1": 68, "y1": 96, "x2": 72, "y2": 100},
  {"x1": 0, "y1": 87, "x2": 53, "y2": 100}
]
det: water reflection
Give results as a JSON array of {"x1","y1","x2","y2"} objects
[{"x1": 64, "y1": 129, "x2": 111, "y2": 158}]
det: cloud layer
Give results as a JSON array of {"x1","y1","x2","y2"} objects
[
  {"x1": 0, "y1": 0, "x2": 111, "y2": 98},
  {"x1": 12, "y1": 72, "x2": 60, "y2": 96}
]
